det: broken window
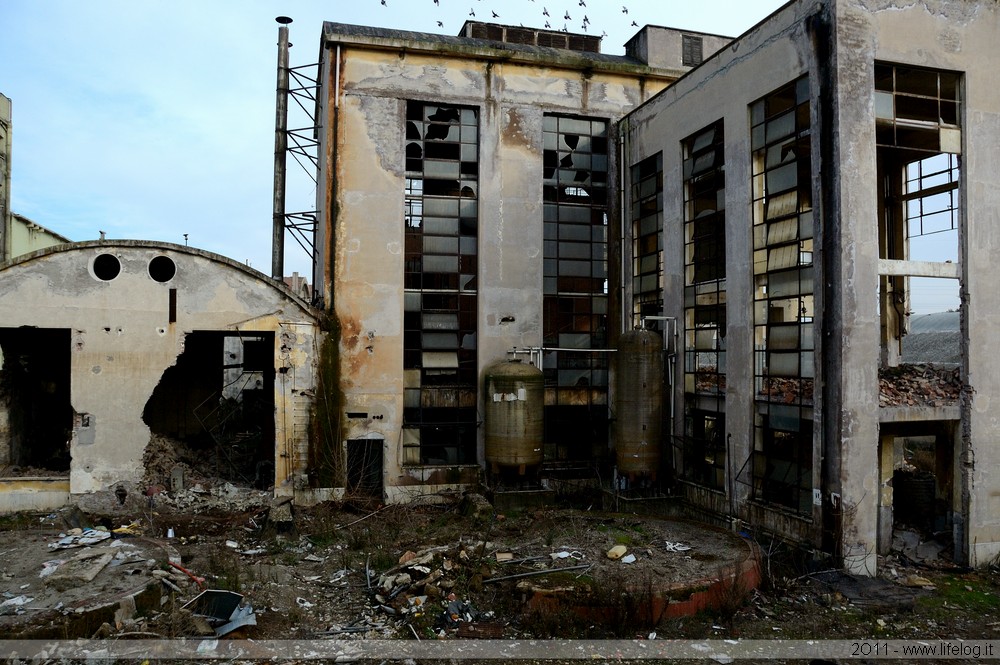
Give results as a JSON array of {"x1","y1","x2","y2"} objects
[
  {"x1": 142, "y1": 332, "x2": 275, "y2": 489},
  {"x1": 749, "y1": 77, "x2": 814, "y2": 515},
  {"x1": 681, "y1": 120, "x2": 726, "y2": 490},
  {"x1": 542, "y1": 114, "x2": 610, "y2": 461},
  {"x1": 0, "y1": 328, "x2": 72, "y2": 474},
  {"x1": 629, "y1": 153, "x2": 663, "y2": 328},
  {"x1": 876, "y1": 63, "x2": 962, "y2": 368},
  {"x1": 403, "y1": 102, "x2": 479, "y2": 465}
]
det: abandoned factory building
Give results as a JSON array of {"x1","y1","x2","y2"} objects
[{"x1": 2, "y1": 0, "x2": 999, "y2": 576}]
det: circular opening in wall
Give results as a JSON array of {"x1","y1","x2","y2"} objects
[
  {"x1": 149, "y1": 255, "x2": 176, "y2": 283},
  {"x1": 93, "y1": 253, "x2": 121, "y2": 281}
]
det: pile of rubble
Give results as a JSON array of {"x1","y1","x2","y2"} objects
[
  {"x1": 758, "y1": 377, "x2": 814, "y2": 404},
  {"x1": 369, "y1": 542, "x2": 501, "y2": 638},
  {"x1": 879, "y1": 364, "x2": 961, "y2": 407}
]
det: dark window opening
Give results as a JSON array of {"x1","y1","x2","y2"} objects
[
  {"x1": 405, "y1": 102, "x2": 479, "y2": 465},
  {"x1": 142, "y1": 331, "x2": 275, "y2": 489},
  {"x1": 542, "y1": 114, "x2": 610, "y2": 462},
  {"x1": 402, "y1": 407, "x2": 478, "y2": 465},
  {"x1": 630, "y1": 153, "x2": 663, "y2": 329},
  {"x1": 682, "y1": 120, "x2": 727, "y2": 490},
  {"x1": 680, "y1": 410, "x2": 726, "y2": 490},
  {"x1": 750, "y1": 77, "x2": 814, "y2": 515},
  {"x1": 682, "y1": 34, "x2": 704, "y2": 67},
  {"x1": 752, "y1": 416, "x2": 813, "y2": 514},
  {"x1": 93, "y1": 253, "x2": 121, "y2": 281},
  {"x1": 0, "y1": 328, "x2": 72, "y2": 474},
  {"x1": 149, "y1": 255, "x2": 176, "y2": 283}
]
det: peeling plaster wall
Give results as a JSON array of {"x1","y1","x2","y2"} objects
[
  {"x1": 621, "y1": 0, "x2": 820, "y2": 549},
  {"x1": 325, "y1": 42, "x2": 670, "y2": 499},
  {"x1": 834, "y1": 0, "x2": 1000, "y2": 568},
  {"x1": 0, "y1": 242, "x2": 319, "y2": 499}
]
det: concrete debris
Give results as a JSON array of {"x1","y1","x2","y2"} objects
[
  {"x1": 879, "y1": 364, "x2": 961, "y2": 407},
  {"x1": 158, "y1": 481, "x2": 272, "y2": 513},
  {"x1": 48, "y1": 528, "x2": 111, "y2": 550},
  {"x1": 459, "y1": 493, "x2": 493, "y2": 520},
  {"x1": 44, "y1": 548, "x2": 115, "y2": 590},
  {"x1": 891, "y1": 528, "x2": 948, "y2": 566}
]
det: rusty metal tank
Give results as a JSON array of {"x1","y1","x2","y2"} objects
[
  {"x1": 614, "y1": 329, "x2": 664, "y2": 475},
  {"x1": 484, "y1": 359, "x2": 544, "y2": 473}
]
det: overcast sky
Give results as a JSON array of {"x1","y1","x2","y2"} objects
[{"x1": 4, "y1": 0, "x2": 787, "y2": 279}]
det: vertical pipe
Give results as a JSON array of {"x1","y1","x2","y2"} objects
[{"x1": 272, "y1": 18, "x2": 292, "y2": 280}]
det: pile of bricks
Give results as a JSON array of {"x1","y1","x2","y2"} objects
[{"x1": 879, "y1": 364, "x2": 961, "y2": 407}]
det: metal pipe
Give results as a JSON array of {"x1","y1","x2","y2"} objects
[
  {"x1": 483, "y1": 563, "x2": 591, "y2": 584},
  {"x1": 272, "y1": 17, "x2": 292, "y2": 280}
]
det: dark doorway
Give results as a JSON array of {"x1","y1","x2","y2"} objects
[
  {"x1": 0, "y1": 327, "x2": 72, "y2": 473},
  {"x1": 346, "y1": 438, "x2": 383, "y2": 498}
]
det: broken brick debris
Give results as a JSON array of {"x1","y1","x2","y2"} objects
[{"x1": 879, "y1": 364, "x2": 961, "y2": 407}]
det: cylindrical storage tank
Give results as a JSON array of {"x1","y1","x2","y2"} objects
[
  {"x1": 484, "y1": 359, "x2": 544, "y2": 473},
  {"x1": 614, "y1": 329, "x2": 664, "y2": 475}
]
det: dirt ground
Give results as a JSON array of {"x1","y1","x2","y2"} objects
[{"x1": 2, "y1": 493, "x2": 999, "y2": 664}]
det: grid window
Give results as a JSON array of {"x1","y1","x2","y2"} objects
[
  {"x1": 875, "y1": 63, "x2": 961, "y2": 153},
  {"x1": 542, "y1": 114, "x2": 610, "y2": 460},
  {"x1": 681, "y1": 120, "x2": 726, "y2": 490},
  {"x1": 403, "y1": 102, "x2": 479, "y2": 465},
  {"x1": 749, "y1": 77, "x2": 814, "y2": 514},
  {"x1": 630, "y1": 153, "x2": 663, "y2": 328}
]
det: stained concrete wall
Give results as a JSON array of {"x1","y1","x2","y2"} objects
[
  {"x1": 622, "y1": 0, "x2": 1000, "y2": 573},
  {"x1": 621, "y1": 0, "x2": 821, "y2": 549},
  {"x1": 0, "y1": 241, "x2": 319, "y2": 502},
  {"x1": 317, "y1": 27, "x2": 674, "y2": 500},
  {"x1": 830, "y1": 0, "x2": 1000, "y2": 568}
]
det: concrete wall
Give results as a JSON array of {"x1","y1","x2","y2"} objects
[
  {"x1": 319, "y1": 30, "x2": 672, "y2": 500},
  {"x1": 831, "y1": 0, "x2": 1000, "y2": 568},
  {"x1": 625, "y1": 26, "x2": 732, "y2": 72},
  {"x1": 622, "y1": 0, "x2": 1000, "y2": 573},
  {"x1": 622, "y1": 0, "x2": 821, "y2": 548},
  {"x1": 0, "y1": 241, "x2": 319, "y2": 501}
]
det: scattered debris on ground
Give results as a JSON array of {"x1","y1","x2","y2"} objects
[{"x1": 1, "y1": 497, "x2": 998, "y2": 654}]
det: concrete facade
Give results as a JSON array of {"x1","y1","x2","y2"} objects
[
  {"x1": 0, "y1": 241, "x2": 319, "y2": 504},
  {"x1": 621, "y1": 0, "x2": 998, "y2": 573},
  {"x1": 314, "y1": 22, "x2": 699, "y2": 502}
]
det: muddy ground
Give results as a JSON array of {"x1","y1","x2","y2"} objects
[{"x1": 2, "y1": 492, "x2": 999, "y2": 664}]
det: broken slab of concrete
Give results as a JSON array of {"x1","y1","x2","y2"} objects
[{"x1": 44, "y1": 547, "x2": 115, "y2": 591}]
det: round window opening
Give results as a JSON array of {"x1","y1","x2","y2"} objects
[
  {"x1": 93, "y1": 253, "x2": 122, "y2": 281},
  {"x1": 149, "y1": 255, "x2": 176, "y2": 283}
]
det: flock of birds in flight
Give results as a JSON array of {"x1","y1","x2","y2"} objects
[{"x1": 375, "y1": 0, "x2": 642, "y2": 38}]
